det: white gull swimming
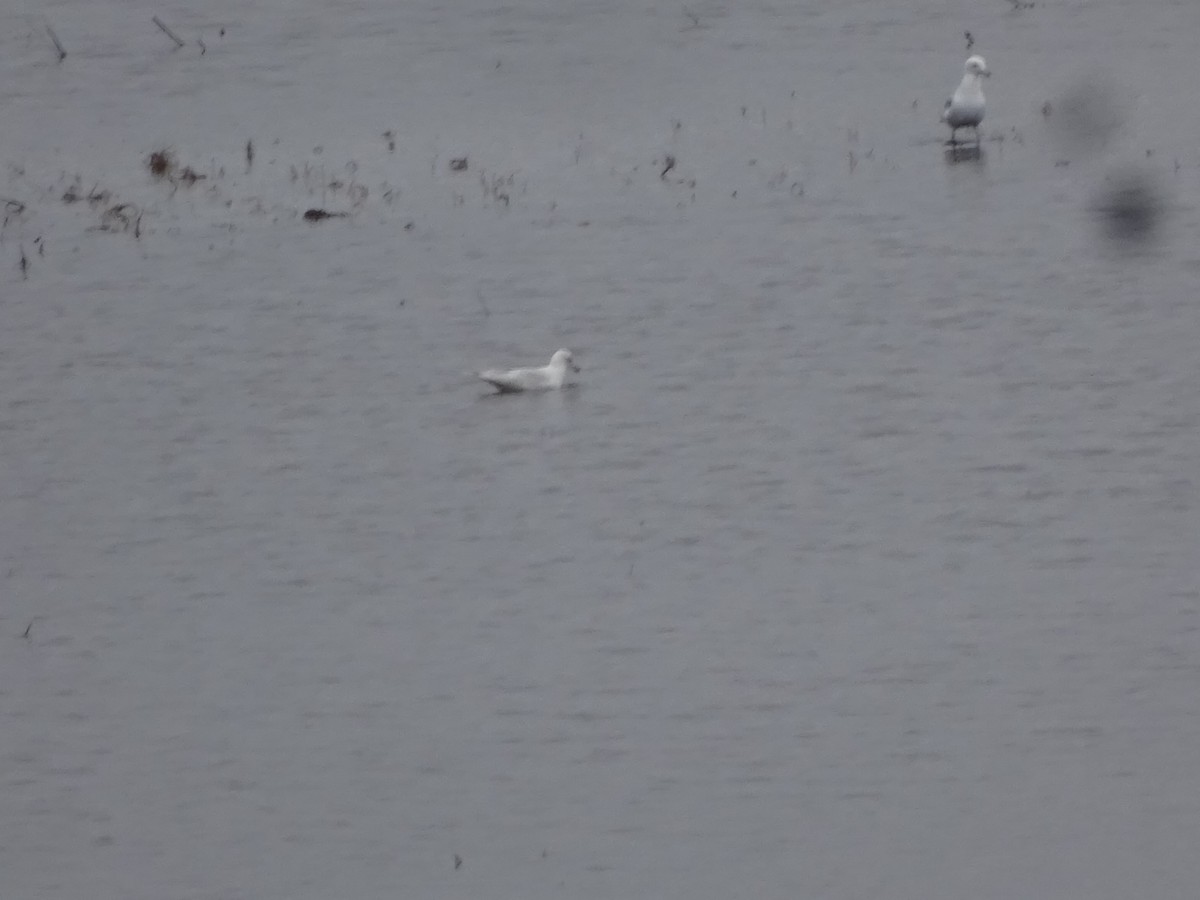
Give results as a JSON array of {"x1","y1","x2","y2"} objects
[
  {"x1": 478, "y1": 349, "x2": 580, "y2": 393},
  {"x1": 942, "y1": 55, "x2": 990, "y2": 143}
]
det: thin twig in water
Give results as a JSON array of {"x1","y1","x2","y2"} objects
[
  {"x1": 19, "y1": 245, "x2": 28, "y2": 279},
  {"x1": 197, "y1": 38, "x2": 206, "y2": 55},
  {"x1": 152, "y1": 16, "x2": 186, "y2": 48},
  {"x1": 22, "y1": 620, "x2": 34, "y2": 639},
  {"x1": 45, "y1": 23, "x2": 67, "y2": 60}
]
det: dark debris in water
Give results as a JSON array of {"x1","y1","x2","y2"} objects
[
  {"x1": 145, "y1": 150, "x2": 205, "y2": 187},
  {"x1": 303, "y1": 208, "x2": 348, "y2": 222},
  {"x1": 176, "y1": 167, "x2": 206, "y2": 186},
  {"x1": 147, "y1": 149, "x2": 175, "y2": 179},
  {"x1": 99, "y1": 203, "x2": 142, "y2": 235},
  {"x1": 2, "y1": 198, "x2": 26, "y2": 226}
]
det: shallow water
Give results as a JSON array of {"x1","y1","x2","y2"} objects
[{"x1": 3, "y1": 1, "x2": 1199, "y2": 898}]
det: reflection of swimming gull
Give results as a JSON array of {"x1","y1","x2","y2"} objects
[
  {"x1": 478, "y1": 349, "x2": 580, "y2": 393},
  {"x1": 942, "y1": 55, "x2": 990, "y2": 143}
]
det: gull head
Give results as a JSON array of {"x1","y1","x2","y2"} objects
[
  {"x1": 550, "y1": 349, "x2": 581, "y2": 373},
  {"x1": 965, "y1": 55, "x2": 990, "y2": 78}
]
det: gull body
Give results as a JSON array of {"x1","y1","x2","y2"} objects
[
  {"x1": 478, "y1": 349, "x2": 580, "y2": 393},
  {"x1": 942, "y1": 55, "x2": 990, "y2": 143}
]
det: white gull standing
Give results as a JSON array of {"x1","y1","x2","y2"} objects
[
  {"x1": 942, "y1": 55, "x2": 990, "y2": 144},
  {"x1": 478, "y1": 349, "x2": 580, "y2": 393}
]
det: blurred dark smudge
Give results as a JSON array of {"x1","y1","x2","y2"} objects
[
  {"x1": 1092, "y1": 166, "x2": 1164, "y2": 248},
  {"x1": 1048, "y1": 73, "x2": 1126, "y2": 158}
]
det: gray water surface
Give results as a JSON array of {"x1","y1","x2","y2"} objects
[{"x1": 3, "y1": 1, "x2": 1199, "y2": 898}]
